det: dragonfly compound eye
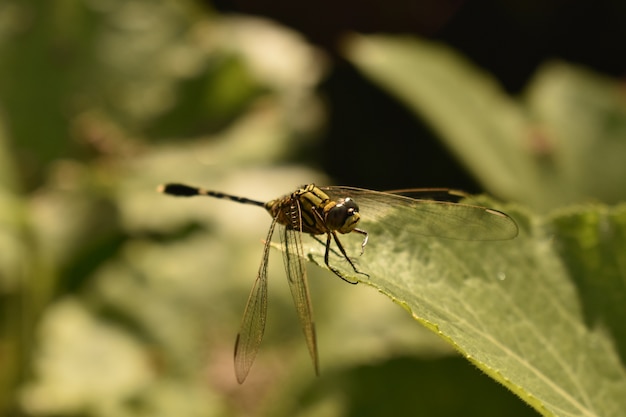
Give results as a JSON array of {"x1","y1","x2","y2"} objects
[{"x1": 325, "y1": 198, "x2": 361, "y2": 233}]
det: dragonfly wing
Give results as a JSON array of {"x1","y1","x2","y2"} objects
[
  {"x1": 323, "y1": 186, "x2": 518, "y2": 241},
  {"x1": 383, "y1": 188, "x2": 469, "y2": 202},
  {"x1": 234, "y1": 216, "x2": 278, "y2": 383},
  {"x1": 280, "y1": 200, "x2": 320, "y2": 375}
]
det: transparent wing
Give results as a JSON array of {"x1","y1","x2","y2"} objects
[
  {"x1": 280, "y1": 200, "x2": 320, "y2": 375},
  {"x1": 384, "y1": 188, "x2": 469, "y2": 202},
  {"x1": 234, "y1": 215, "x2": 278, "y2": 384},
  {"x1": 322, "y1": 186, "x2": 518, "y2": 240}
]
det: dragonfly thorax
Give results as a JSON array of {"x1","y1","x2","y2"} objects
[{"x1": 264, "y1": 185, "x2": 361, "y2": 235}]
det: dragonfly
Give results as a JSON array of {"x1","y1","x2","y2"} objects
[{"x1": 158, "y1": 183, "x2": 518, "y2": 383}]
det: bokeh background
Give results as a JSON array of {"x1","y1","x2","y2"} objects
[{"x1": 1, "y1": 0, "x2": 625, "y2": 416}]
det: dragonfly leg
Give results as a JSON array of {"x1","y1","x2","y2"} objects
[
  {"x1": 324, "y1": 233, "x2": 359, "y2": 284},
  {"x1": 312, "y1": 234, "x2": 341, "y2": 257},
  {"x1": 352, "y1": 228, "x2": 368, "y2": 255},
  {"x1": 329, "y1": 232, "x2": 370, "y2": 281}
]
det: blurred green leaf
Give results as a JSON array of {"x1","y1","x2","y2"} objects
[
  {"x1": 344, "y1": 34, "x2": 626, "y2": 211},
  {"x1": 304, "y1": 196, "x2": 626, "y2": 417},
  {"x1": 20, "y1": 299, "x2": 154, "y2": 416},
  {"x1": 0, "y1": 1, "x2": 326, "y2": 187},
  {"x1": 268, "y1": 356, "x2": 538, "y2": 417},
  {"x1": 524, "y1": 64, "x2": 626, "y2": 206},
  {"x1": 0, "y1": 114, "x2": 31, "y2": 417},
  {"x1": 0, "y1": 1, "x2": 329, "y2": 414},
  {"x1": 550, "y1": 205, "x2": 626, "y2": 367}
]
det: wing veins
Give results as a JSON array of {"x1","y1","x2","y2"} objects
[
  {"x1": 322, "y1": 186, "x2": 518, "y2": 240},
  {"x1": 234, "y1": 215, "x2": 278, "y2": 383},
  {"x1": 281, "y1": 200, "x2": 320, "y2": 375}
]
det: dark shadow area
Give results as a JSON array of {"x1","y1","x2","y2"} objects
[
  {"x1": 212, "y1": 0, "x2": 626, "y2": 191},
  {"x1": 552, "y1": 211, "x2": 626, "y2": 367},
  {"x1": 286, "y1": 355, "x2": 539, "y2": 417}
]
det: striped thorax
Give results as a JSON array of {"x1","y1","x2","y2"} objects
[{"x1": 265, "y1": 184, "x2": 361, "y2": 235}]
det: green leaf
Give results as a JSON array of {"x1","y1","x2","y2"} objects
[
  {"x1": 344, "y1": 35, "x2": 626, "y2": 211},
  {"x1": 305, "y1": 196, "x2": 626, "y2": 417}
]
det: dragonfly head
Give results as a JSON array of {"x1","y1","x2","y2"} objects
[{"x1": 324, "y1": 197, "x2": 361, "y2": 233}]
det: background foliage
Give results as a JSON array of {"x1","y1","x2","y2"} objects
[{"x1": 1, "y1": 1, "x2": 625, "y2": 416}]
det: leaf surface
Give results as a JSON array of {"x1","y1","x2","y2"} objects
[{"x1": 305, "y1": 196, "x2": 626, "y2": 417}]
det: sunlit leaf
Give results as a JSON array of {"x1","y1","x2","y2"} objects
[{"x1": 304, "y1": 196, "x2": 626, "y2": 417}]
